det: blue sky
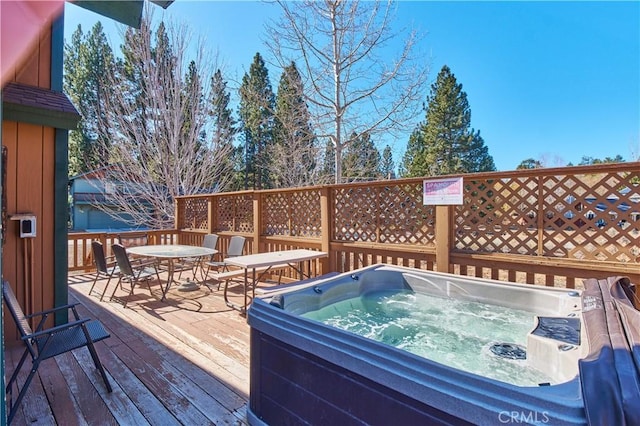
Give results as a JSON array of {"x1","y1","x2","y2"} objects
[{"x1": 64, "y1": 1, "x2": 640, "y2": 172}]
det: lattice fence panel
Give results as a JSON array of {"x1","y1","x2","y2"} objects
[
  {"x1": 333, "y1": 186, "x2": 379, "y2": 242},
  {"x1": 455, "y1": 170, "x2": 640, "y2": 262},
  {"x1": 541, "y1": 171, "x2": 640, "y2": 262},
  {"x1": 178, "y1": 198, "x2": 209, "y2": 230},
  {"x1": 236, "y1": 196, "x2": 254, "y2": 233},
  {"x1": 263, "y1": 193, "x2": 289, "y2": 236},
  {"x1": 215, "y1": 194, "x2": 254, "y2": 233},
  {"x1": 334, "y1": 184, "x2": 435, "y2": 245},
  {"x1": 378, "y1": 183, "x2": 435, "y2": 245},
  {"x1": 290, "y1": 190, "x2": 321, "y2": 237},
  {"x1": 456, "y1": 178, "x2": 539, "y2": 254},
  {"x1": 216, "y1": 196, "x2": 235, "y2": 232},
  {"x1": 262, "y1": 190, "x2": 321, "y2": 237},
  {"x1": 175, "y1": 164, "x2": 638, "y2": 271}
]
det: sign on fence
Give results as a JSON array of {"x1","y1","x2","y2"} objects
[{"x1": 423, "y1": 177, "x2": 463, "y2": 205}]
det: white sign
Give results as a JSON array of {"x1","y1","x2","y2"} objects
[{"x1": 423, "y1": 177, "x2": 463, "y2": 205}]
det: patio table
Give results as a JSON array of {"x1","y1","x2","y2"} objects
[
  {"x1": 127, "y1": 244, "x2": 217, "y2": 301},
  {"x1": 222, "y1": 249, "x2": 328, "y2": 314}
]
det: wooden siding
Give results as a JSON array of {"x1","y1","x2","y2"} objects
[
  {"x1": 2, "y1": 21, "x2": 57, "y2": 340},
  {"x1": 2, "y1": 120, "x2": 56, "y2": 340},
  {"x1": 8, "y1": 23, "x2": 52, "y2": 88}
]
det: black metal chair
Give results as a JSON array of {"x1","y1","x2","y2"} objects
[
  {"x1": 110, "y1": 243, "x2": 160, "y2": 307},
  {"x1": 3, "y1": 280, "x2": 112, "y2": 424},
  {"x1": 88, "y1": 240, "x2": 119, "y2": 301}
]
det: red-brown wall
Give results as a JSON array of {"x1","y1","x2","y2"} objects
[{"x1": 2, "y1": 24, "x2": 56, "y2": 341}]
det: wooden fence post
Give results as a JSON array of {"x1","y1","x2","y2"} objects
[
  {"x1": 253, "y1": 192, "x2": 261, "y2": 254},
  {"x1": 174, "y1": 198, "x2": 180, "y2": 243},
  {"x1": 207, "y1": 195, "x2": 215, "y2": 235},
  {"x1": 320, "y1": 186, "x2": 332, "y2": 274},
  {"x1": 435, "y1": 205, "x2": 452, "y2": 273},
  {"x1": 537, "y1": 175, "x2": 544, "y2": 256}
]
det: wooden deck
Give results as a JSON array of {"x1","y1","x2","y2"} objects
[{"x1": 5, "y1": 271, "x2": 261, "y2": 425}]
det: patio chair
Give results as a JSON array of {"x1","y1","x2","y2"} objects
[
  {"x1": 204, "y1": 235, "x2": 245, "y2": 289},
  {"x1": 3, "y1": 280, "x2": 112, "y2": 424},
  {"x1": 110, "y1": 243, "x2": 160, "y2": 307},
  {"x1": 177, "y1": 233, "x2": 219, "y2": 280},
  {"x1": 88, "y1": 240, "x2": 119, "y2": 301}
]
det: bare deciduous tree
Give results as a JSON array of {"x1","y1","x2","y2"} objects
[
  {"x1": 92, "y1": 14, "x2": 233, "y2": 229},
  {"x1": 266, "y1": 0, "x2": 429, "y2": 183}
]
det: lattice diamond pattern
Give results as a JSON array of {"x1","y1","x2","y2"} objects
[
  {"x1": 290, "y1": 190, "x2": 321, "y2": 237},
  {"x1": 455, "y1": 178, "x2": 539, "y2": 255},
  {"x1": 333, "y1": 187, "x2": 379, "y2": 242},
  {"x1": 236, "y1": 196, "x2": 254, "y2": 233},
  {"x1": 175, "y1": 167, "x2": 638, "y2": 265},
  {"x1": 215, "y1": 194, "x2": 254, "y2": 233},
  {"x1": 541, "y1": 171, "x2": 639, "y2": 262},
  {"x1": 179, "y1": 198, "x2": 208, "y2": 230},
  {"x1": 377, "y1": 184, "x2": 435, "y2": 245},
  {"x1": 333, "y1": 184, "x2": 435, "y2": 245},
  {"x1": 261, "y1": 191, "x2": 321, "y2": 237},
  {"x1": 263, "y1": 193, "x2": 289, "y2": 235},
  {"x1": 216, "y1": 197, "x2": 235, "y2": 232}
]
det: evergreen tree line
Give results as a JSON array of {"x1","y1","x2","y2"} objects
[
  {"x1": 516, "y1": 154, "x2": 629, "y2": 170},
  {"x1": 65, "y1": 19, "x2": 496, "y2": 195}
]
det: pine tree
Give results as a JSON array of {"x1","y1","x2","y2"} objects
[
  {"x1": 380, "y1": 145, "x2": 396, "y2": 179},
  {"x1": 516, "y1": 158, "x2": 543, "y2": 170},
  {"x1": 342, "y1": 132, "x2": 381, "y2": 182},
  {"x1": 271, "y1": 62, "x2": 318, "y2": 187},
  {"x1": 119, "y1": 23, "x2": 153, "y2": 145},
  {"x1": 64, "y1": 22, "x2": 115, "y2": 176},
  {"x1": 403, "y1": 65, "x2": 495, "y2": 177},
  {"x1": 578, "y1": 155, "x2": 625, "y2": 165},
  {"x1": 209, "y1": 69, "x2": 238, "y2": 188},
  {"x1": 182, "y1": 61, "x2": 204, "y2": 152},
  {"x1": 321, "y1": 140, "x2": 336, "y2": 183},
  {"x1": 238, "y1": 53, "x2": 275, "y2": 189},
  {"x1": 400, "y1": 126, "x2": 423, "y2": 177},
  {"x1": 465, "y1": 130, "x2": 496, "y2": 172}
]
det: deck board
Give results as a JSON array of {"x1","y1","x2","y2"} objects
[
  {"x1": 38, "y1": 355, "x2": 83, "y2": 426},
  {"x1": 6, "y1": 271, "x2": 257, "y2": 425}
]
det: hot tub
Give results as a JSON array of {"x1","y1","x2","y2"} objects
[{"x1": 247, "y1": 264, "x2": 640, "y2": 425}]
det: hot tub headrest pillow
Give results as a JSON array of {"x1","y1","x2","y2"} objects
[{"x1": 359, "y1": 269, "x2": 412, "y2": 296}]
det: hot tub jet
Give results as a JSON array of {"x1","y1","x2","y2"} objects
[{"x1": 490, "y1": 342, "x2": 527, "y2": 360}]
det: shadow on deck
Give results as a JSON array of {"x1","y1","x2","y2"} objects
[{"x1": 5, "y1": 272, "x2": 257, "y2": 425}]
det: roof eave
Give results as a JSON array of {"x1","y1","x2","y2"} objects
[
  {"x1": 3, "y1": 101, "x2": 80, "y2": 129},
  {"x1": 72, "y1": 0, "x2": 175, "y2": 29}
]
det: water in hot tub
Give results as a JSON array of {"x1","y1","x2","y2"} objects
[{"x1": 302, "y1": 290, "x2": 554, "y2": 386}]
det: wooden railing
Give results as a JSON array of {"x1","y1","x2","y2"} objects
[
  {"x1": 67, "y1": 229, "x2": 179, "y2": 272},
  {"x1": 172, "y1": 162, "x2": 640, "y2": 289}
]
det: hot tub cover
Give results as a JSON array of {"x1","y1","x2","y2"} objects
[{"x1": 580, "y1": 276, "x2": 640, "y2": 425}]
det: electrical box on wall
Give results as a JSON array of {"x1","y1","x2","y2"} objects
[{"x1": 10, "y1": 214, "x2": 36, "y2": 238}]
